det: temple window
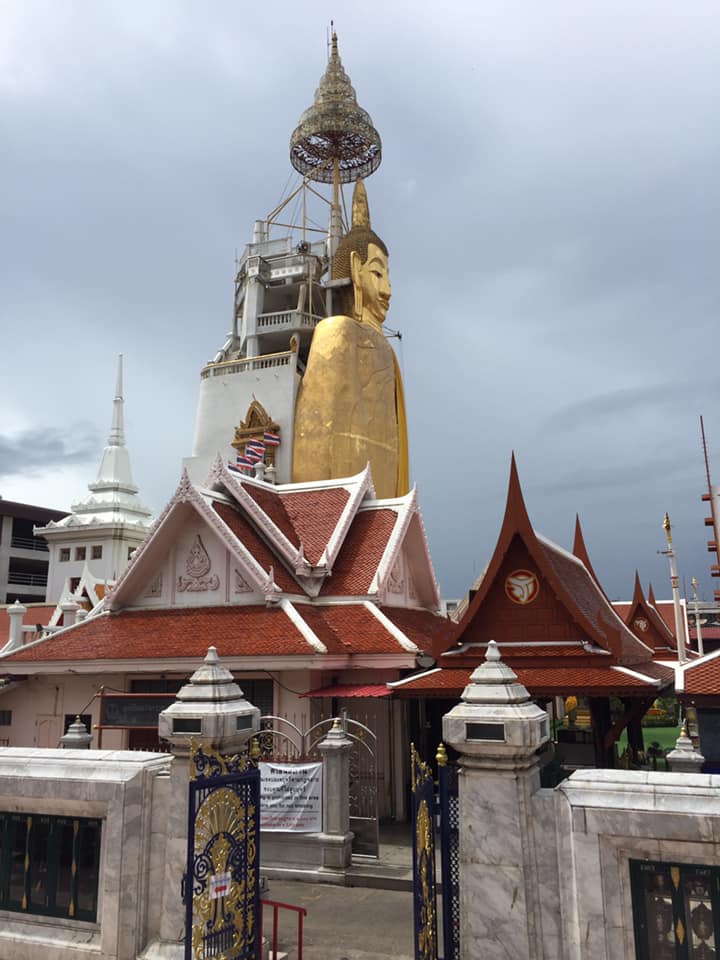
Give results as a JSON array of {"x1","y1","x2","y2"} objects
[
  {"x1": 91, "y1": 545, "x2": 102, "y2": 560},
  {"x1": 75, "y1": 547, "x2": 86, "y2": 561},
  {"x1": 630, "y1": 859, "x2": 719, "y2": 958},
  {"x1": 0, "y1": 812, "x2": 101, "y2": 921},
  {"x1": 59, "y1": 549, "x2": 70, "y2": 562}
]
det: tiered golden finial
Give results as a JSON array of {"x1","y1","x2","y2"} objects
[{"x1": 289, "y1": 31, "x2": 382, "y2": 185}]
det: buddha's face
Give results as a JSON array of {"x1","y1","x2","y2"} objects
[{"x1": 351, "y1": 242, "x2": 391, "y2": 329}]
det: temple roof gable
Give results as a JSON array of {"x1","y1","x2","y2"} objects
[{"x1": 444, "y1": 456, "x2": 654, "y2": 666}]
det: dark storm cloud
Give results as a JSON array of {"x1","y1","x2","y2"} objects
[
  {"x1": 0, "y1": 428, "x2": 100, "y2": 478},
  {"x1": 1, "y1": 0, "x2": 719, "y2": 602}
]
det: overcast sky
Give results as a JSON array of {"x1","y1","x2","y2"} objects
[{"x1": 2, "y1": 1, "x2": 719, "y2": 602}]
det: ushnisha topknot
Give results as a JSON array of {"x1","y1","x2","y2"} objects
[{"x1": 332, "y1": 179, "x2": 387, "y2": 316}]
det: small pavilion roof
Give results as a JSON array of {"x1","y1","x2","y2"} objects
[
  {"x1": 618, "y1": 572, "x2": 678, "y2": 658},
  {"x1": 400, "y1": 456, "x2": 667, "y2": 700},
  {"x1": 438, "y1": 456, "x2": 654, "y2": 665}
]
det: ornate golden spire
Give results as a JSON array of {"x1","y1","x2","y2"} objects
[{"x1": 289, "y1": 32, "x2": 382, "y2": 184}]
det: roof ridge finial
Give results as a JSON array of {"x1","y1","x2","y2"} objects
[{"x1": 108, "y1": 353, "x2": 126, "y2": 448}]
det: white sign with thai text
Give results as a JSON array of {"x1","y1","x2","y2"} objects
[{"x1": 259, "y1": 761, "x2": 322, "y2": 832}]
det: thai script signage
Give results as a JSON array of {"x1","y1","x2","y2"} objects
[
  {"x1": 259, "y1": 762, "x2": 322, "y2": 832},
  {"x1": 100, "y1": 695, "x2": 173, "y2": 728}
]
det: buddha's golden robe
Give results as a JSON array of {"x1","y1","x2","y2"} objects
[{"x1": 292, "y1": 315, "x2": 409, "y2": 498}]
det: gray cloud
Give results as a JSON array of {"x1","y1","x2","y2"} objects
[
  {"x1": 0, "y1": 428, "x2": 100, "y2": 478},
  {"x1": 1, "y1": 0, "x2": 719, "y2": 602}
]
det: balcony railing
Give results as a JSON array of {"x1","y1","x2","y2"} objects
[
  {"x1": 7, "y1": 571, "x2": 48, "y2": 587},
  {"x1": 10, "y1": 536, "x2": 48, "y2": 552},
  {"x1": 201, "y1": 350, "x2": 296, "y2": 381},
  {"x1": 256, "y1": 310, "x2": 322, "y2": 331}
]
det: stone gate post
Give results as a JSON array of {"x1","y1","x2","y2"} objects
[
  {"x1": 442, "y1": 641, "x2": 550, "y2": 960},
  {"x1": 317, "y1": 717, "x2": 354, "y2": 869},
  {"x1": 142, "y1": 646, "x2": 260, "y2": 958}
]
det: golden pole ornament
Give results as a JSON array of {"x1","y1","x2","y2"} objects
[{"x1": 289, "y1": 32, "x2": 382, "y2": 185}]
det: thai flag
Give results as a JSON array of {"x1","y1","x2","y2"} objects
[
  {"x1": 263, "y1": 431, "x2": 281, "y2": 446},
  {"x1": 247, "y1": 439, "x2": 266, "y2": 454},
  {"x1": 228, "y1": 458, "x2": 253, "y2": 474},
  {"x1": 244, "y1": 447, "x2": 263, "y2": 464}
]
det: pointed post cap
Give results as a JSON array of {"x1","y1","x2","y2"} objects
[
  {"x1": 442, "y1": 641, "x2": 550, "y2": 763},
  {"x1": 462, "y1": 640, "x2": 531, "y2": 705},
  {"x1": 290, "y1": 32, "x2": 381, "y2": 184},
  {"x1": 59, "y1": 716, "x2": 92, "y2": 749},
  {"x1": 158, "y1": 646, "x2": 260, "y2": 749},
  {"x1": 318, "y1": 714, "x2": 353, "y2": 751},
  {"x1": 667, "y1": 718, "x2": 705, "y2": 772}
]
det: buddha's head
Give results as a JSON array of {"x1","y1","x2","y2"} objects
[{"x1": 333, "y1": 180, "x2": 391, "y2": 329}]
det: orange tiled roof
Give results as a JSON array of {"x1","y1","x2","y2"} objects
[
  {"x1": 317, "y1": 604, "x2": 410, "y2": 654},
  {"x1": 213, "y1": 502, "x2": 300, "y2": 593},
  {"x1": 537, "y1": 538, "x2": 650, "y2": 664},
  {"x1": 319, "y1": 510, "x2": 398, "y2": 596},
  {"x1": 2, "y1": 606, "x2": 315, "y2": 662},
  {"x1": 240, "y1": 482, "x2": 350, "y2": 565},
  {"x1": 1, "y1": 602, "x2": 425, "y2": 664},
  {"x1": 393, "y1": 663, "x2": 668, "y2": 698},
  {"x1": 682, "y1": 655, "x2": 720, "y2": 696},
  {"x1": 297, "y1": 604, "x2": 424, "y2": 655},
  {"x1": 281, "y1": 489, "x2": 350, "y2": 565},
  {"x1": 382, "y1": 607, "x2": 451, "y2": 653}
]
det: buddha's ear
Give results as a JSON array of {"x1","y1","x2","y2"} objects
[
  {"x1": 349, "y1": 249, "x2": 361, "y2": 285},
  {"x1": 349, "y1": 250, "x2": 363, "y2": 320}
]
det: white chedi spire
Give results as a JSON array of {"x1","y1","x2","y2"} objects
[
  {"x1": 36, "y1": 355, "x2": 153, "y2": 605},
  {"x1": 91, "y1": 353, "x2": 140, "y2": 496},
  {"x1": 43, "y1": 356, "x2": 152, "y2": 529},
  {"x1": 108, "y1": 352, "x2": 126, "y2": 447}
]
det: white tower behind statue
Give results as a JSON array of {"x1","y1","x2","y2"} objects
[
  {"x1": 37, "y1": 355, "x2": 153, "y2": 603},
  {"x1": 183, "y1": 221, "x2": 328, "y2": 485}
]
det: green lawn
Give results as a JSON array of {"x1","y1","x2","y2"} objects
[{"x1": 618, "y1": 725, "x2": 680, "y2": 754}]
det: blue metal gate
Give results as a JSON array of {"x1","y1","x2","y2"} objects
[
  {"x1": 410, "y1": 743, "x2": 460, "y2": 960},
  {"x1": 184, "y1": 742, "x2": 261, "y2": 960}
]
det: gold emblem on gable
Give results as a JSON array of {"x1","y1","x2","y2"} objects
[{"x1": 505, "y1": 570, "x2": 539, "y2": 606}]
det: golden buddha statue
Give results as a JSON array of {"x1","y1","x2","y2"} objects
[{"x1": 292, "y1": 180, "x2": 409, "y2": 498}]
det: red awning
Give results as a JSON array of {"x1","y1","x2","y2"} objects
[{"x1": 302, "y1": 683, "x2": 393, "y2": 699}]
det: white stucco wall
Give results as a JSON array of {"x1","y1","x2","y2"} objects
[
  {"x1": 186, "y1": 360, "x2": 299, "y2": 485},
  {"x1": 0, "y1": 673, "x2": 128, "y2": 749}
]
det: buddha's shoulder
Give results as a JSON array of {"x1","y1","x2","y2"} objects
[
  {"x1": 315, "y1": 314, "x2": 359, "y2": 334},
  {"x1": 314, "y1": 315, "x2": 387, "y2": 345}
]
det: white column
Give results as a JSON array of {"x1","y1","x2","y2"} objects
[
  {"x1": 4, "y1": 600, "x2": 27, "y2": 652},
  {"x1": 443, "y1": 641, "x2": 551, "y2": 960}
]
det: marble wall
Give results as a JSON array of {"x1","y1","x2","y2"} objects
[
  {"x1": 458, "y1": 763, "x2": 720, "y2": 959},
  {"x1": 556, "y1": 769, "x2": 720, "y2": 960},
  {"x1": 0, "y1": 747, "x2": 171, "y2": 960}
]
